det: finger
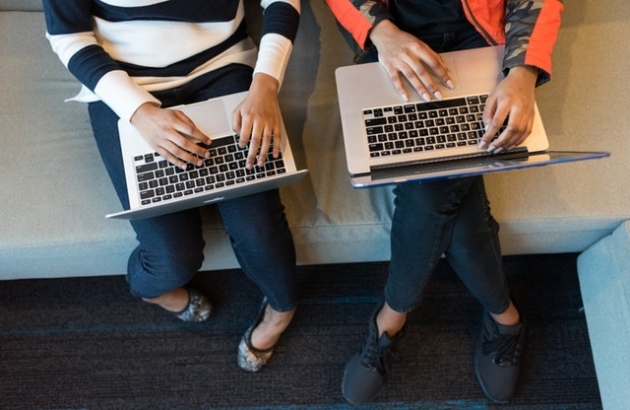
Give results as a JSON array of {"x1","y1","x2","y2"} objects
[
  {"x1": 172, "y1": 111, "x2": 208, "y2": 142},
  {"x1": 232, "y1": 109, "x2": 248, "y2": 148},
  {"x1": 244, "y1": 116, "x2": 265, "y2": 169},
  {"x1": 480, "y1": 107, "x2": 510, "y2": 152},
  {"x1": 168, "y1": 129, "x2": 211, "y2": 159},
  {"x1": 271, "y1": 129, "x2": 281, "y2": 159},
  {"x1": 237, "y1": 116, "x2": 254, "y2": 150},
  {"x1": 398, "y1": 57, "x2": 444, "y2": 101},
  {"x1": 256, "y1": 126, "x2": 274, "y2": 168},
  {"x1": 246, "y1": 132, "x2": 262, "y2": 170},
  {"x1": 400, "y1": 66, "x2": 433, "y2": 101},
  {"x1": 167, "y1": 131, "x2": 211, "y2": 160},
  {"x1": 495, "y1": 112, "x2": 534, "y2": 150},
  {"x1": 170, "y1": 111, "x2": 211, "y2": 156},
  {"x1": 157, "y1": 140, "x2": 194, "y2": 170},
  {"x1": 411, "y1": 52, "x2": 453, "y2": 92},
  {"x1": 178, "y1": 124, "x2": 211, "y2": 146},
  {"x1": 384, "y1": 66, "x2": 410, "y2": 101},
  {"x1": 479, "y1": 97, "x2": 499, "y2": 150}
]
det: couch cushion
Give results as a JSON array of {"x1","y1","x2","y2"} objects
[
  {"x1": 0, "y1": 1, "x2": 41, "y2": 11},
  {"x1": 577, "y1": 220, "x2": 630, "y2": 410},
  {"x1": 0, "y1": 12, "x2": 136, "y2": 277}
]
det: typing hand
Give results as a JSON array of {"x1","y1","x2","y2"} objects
[
  {"x1": 369, "y1": 20, "x2": 454, "y2": 102},
  {"x1": 479, "y1": 65, "x2": 539, "y2": 153},
  {"x1": 232, "y1": 73, "x2": 282, "y2": 170},
  {"x1": 130, "y1": 103, "x2": 212, "y2": 170}
]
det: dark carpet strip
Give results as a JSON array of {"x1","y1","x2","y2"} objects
[{"x1": 0, "y1": 254, "x2": 601, "y2": 410}]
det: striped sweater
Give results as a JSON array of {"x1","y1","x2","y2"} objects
[{"x1": 43, "y1": 0, "x2": 301, "y2": 121}]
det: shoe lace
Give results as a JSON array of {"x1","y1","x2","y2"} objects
[
  {"x1": 483, "y1": 331, "x2": 521, "y2": 367},
  {"x1": 361, "y1": 334, "x2": 401, "y2": 375}
]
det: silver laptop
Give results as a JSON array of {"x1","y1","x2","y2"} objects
[
  {"x1": 107, "y1": 91, "x2": 308, "y2": 219},
  {"x1": 335, "y1": 45, "x2": 609, "y2": 187}
]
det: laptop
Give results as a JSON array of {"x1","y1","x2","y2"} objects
[
  {"x1": 106, "y1": 91, "x2": 308, "y2": 219},
  {"x1": 335, "y1": 45, "x2": 609, "y2": 188}
]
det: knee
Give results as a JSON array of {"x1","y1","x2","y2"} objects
[{"x1": 126, "y1": 237, "x2": 205, "y2": 298}]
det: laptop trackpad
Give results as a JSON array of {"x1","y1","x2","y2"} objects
[
  {"x1": 444, "y1": 56, "x2": 502, "y2": 86},
  {"x1": 174, "y1": 98, "x2": 232, "y2": 136}
]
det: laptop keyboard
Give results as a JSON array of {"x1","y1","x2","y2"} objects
[
  {"x1": 363, "y1": 94, "x2": 505, "y2": 158},
  {"x1": 133, "y1": 134, "x2": 286, "y2": 206}
]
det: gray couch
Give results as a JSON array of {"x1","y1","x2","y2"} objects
[{"x1": 1, "y1": 2, "x2": 628, "y2": 408}]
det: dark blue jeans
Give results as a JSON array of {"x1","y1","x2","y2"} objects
[
  {"x1": 363, "y1": 27, "x2": 512, "y2": 315},
  {"x1": 88, "y1": 64, "x2": 298, "y2": 311}
]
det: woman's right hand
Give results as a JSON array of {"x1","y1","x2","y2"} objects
[
  {"x1": 130, "y1": 103, "x2": 212, "y2": 170},
  {"x1": 369, "y1": 20, "x2": 454, "y2": 102}
]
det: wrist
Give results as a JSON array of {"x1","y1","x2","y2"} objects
[
  {"x1": 369, "y1": 19, "x2": 396, "y2": 50},
  {"x1": 130, "y1": 101, "x2": 160, "y2": 125},
  {"x1": 251, "y1": 72, "x2": 280, "y2": 95},
  {"x1": 507, "y1": 65, "x2": 539, "y2": 85}
]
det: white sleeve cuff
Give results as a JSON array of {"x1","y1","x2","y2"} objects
[
  {"x1": 93, "y1": 70, "x2": 161, "y2": 121},
  {"x1": 253, "y1": 33, "x2": 293, "y2": 87}
]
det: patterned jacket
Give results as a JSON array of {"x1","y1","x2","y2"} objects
[{"x1": 325, "y1": 0, "x2": 564, "y2": 85}]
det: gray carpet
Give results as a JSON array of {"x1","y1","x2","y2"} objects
[{"x1": 0, "y1": 254, "x2": 601, "y2": 409}]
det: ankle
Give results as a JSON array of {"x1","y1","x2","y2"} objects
[
  {"x1": 251, "y1": 306, "x2": 295, "y2": 350},
  {"x1": 490, "y1": 301, "x2": 520, "y2": 327},
  {"x1": 143, "y1": 287, "x2": 188, "y2": 313},
  {"x1": 376, "y1": 303, "x2": 407, "y2": 337}
]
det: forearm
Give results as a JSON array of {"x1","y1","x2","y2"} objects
[
  {"x1": 503, "y1": 0, "x2": 564, "y2": 85},
  {"x1": 325, "y1": 0, "x2": 392, "y2": 49},
  {"x1": 43, "y1": 0, "x2": 157, "y2": 120},
  {"x1": 255, "y1": 0, "x2": 301, "y2": 87}
]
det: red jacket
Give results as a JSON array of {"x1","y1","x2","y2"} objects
[{"x1": 325, "y1": 0, "x2": 564, "y2": 83}]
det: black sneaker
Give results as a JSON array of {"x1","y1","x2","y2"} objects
[
  {"x1": 341, "y1": 304, "x2": 403, "y2": 405},
  {"x1": 474, "y1": 310, "x2": 525, "y2": 403}
]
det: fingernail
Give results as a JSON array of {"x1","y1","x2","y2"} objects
[
  {"x1": 401, "y1": 93, "x2": 409, "y2": 102},
  {"x1": 446, "y1": 80, "x2": 454, "y2": 90},
  {"x1": 508, "y1": 145, "x2": 516, "y2": 151},
  {"x1": 479, "y1": 141, "x2": 488, "y2": 150},
  {"x1": 493, "y1": 147, "x2": 504, "y2": 154},
  {"x1": 422, "y1": 93, "x2": 432, "y2": 102},
  {"x1": 433, "y1": 91, "x2": 443, "y2": 100},
  {"x1": 487, "y1": 145, "x2": 497, "y2": 153}
]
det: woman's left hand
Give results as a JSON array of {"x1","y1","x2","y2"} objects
[
  {"x1": 232, "y1": 73, "x2": 282, "y2": 169},
  {"x1": 479, "y1": 65, "x2": 539, "y2": 153}
]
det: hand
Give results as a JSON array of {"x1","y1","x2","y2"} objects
[
  {"x1": 369, "y1": 20, "x2": 454, "y2": 101},
  {"x1": 232, "y1": 73, "x2": 282, "y2": 170},
  {"x1": 130, "y1": 103, "x2": 212, "y2": 170},
  {"x1": 479, "y1": 65, "x2": 539, "y2": 153}
]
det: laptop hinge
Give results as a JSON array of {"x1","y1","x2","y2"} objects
[{"x1": 370, "y1": 147, "x2": 530, "y2": 172}]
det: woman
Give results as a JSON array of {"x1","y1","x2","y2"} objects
[
  {"x1": 325, "y1": 0, "x2": 563, "y2": 404},
  {"x1": 42, "y1": 0, "x2": 302, "y2": 372}
]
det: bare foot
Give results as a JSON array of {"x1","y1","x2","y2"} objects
[
  {"x1": 490, "y1": 300, "x2": 520, "y2": 326},
  {"x1": 143, "y1": 287, "x2": 189, "y2": 312},
  {"x1": 250, "y1": 305, "x2": 296, "y2": 350}
]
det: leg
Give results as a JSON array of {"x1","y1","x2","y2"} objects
[
  {"x1": 88, "y1": 64, "x2": 258, "y2": 315},
  {"x1": 88, "y1": 101, "x2": 207, "y2": 317},
  {"x1": 343, "y1": 178, "x2": 478, "y2": 404},
  {"x1": 218, "y1": 189, "x2": 299, "y2": 370},
  {"x1": 444, "y1": 176, "x2": 517, "y2": 321},
  {"x1": 384, "y1": 177, "x2": 480, "y2": 318},
  {"x1": 218, "y1": 189, "x2": 298, "y2": 313},
  {"x1": 441, "y1": 177, "x2": 524, "y2": 402}
]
